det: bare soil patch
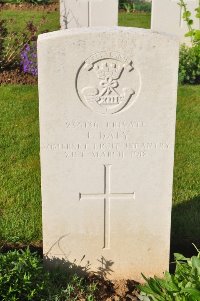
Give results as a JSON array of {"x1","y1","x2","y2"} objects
[
  {"x1": 0, "y1": 69, "x2": 37, "y2": 85},
  {"x1": 89, "y1": 276, "x2": 140, "y2": 301},
  {"x1": 0, "y1": 241, "x2": 43, "y2": 255}
]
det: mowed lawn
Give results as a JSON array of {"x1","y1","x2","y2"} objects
[
  {"x1": 0, "y1": 10, "x2": 200, "y2": 250},
  {"x1": 0, "y1": 86, "x2": 41, "y2": 244},
  {"x1": 0, "y1": 10, "x2": 151, "y2": 31},
  {"x1": 0, "y1": 10, "x2": 60, "y2": 33},
  {"x1": 119, "y1": 12, "x2": 151, "y2": 28}
]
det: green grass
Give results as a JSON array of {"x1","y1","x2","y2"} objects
[
  {"x1": 0, "y1": 85, "x2": 200, "y2": 246},
  {"x1": 0, "y1": 10, "x2": 151, "y2": 33},
  {"x1": 119, "y1": 12, "x2": 151, "y2": 28},
  {"x1": 0, "y1": 85, "x2": 41, "y2": 243},
  {"x1": 0, "y1": 10, "x2": 60, "y2": 33},
  {"x1": 171, "y1": 85, "x2": 200, "y2": 247}
]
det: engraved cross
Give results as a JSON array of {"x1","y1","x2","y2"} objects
[{"x1": 79, "y1": 165, "x2": 135, "y2": 249}]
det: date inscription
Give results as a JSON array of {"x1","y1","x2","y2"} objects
[{"x1": 43, "y1": 119, "x2": 170, "y2": 160}]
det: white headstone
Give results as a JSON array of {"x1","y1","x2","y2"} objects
[
  {"x1": 151, "y1": 0, "x2": 200, "y2": 43},
  {"x1": 60, "y1": 0, "x2": 118, "y2": 29},
  {"x1": 38, "y1": 27, "x2": 179, "y2": 281}
]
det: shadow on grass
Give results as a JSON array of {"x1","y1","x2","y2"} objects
[
  {"x1": 44, "y1": 246, "x2": 116, "y2": 300},
  {"x1": 170, "y1": 195, "x2": 200, "y2": 272},
  {"x1": 44, "y1": 251, "x2": 139, "y2": 299}
]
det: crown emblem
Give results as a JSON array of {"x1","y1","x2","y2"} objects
[
  {"x1": 77, "y1": 52, "x2": 139, "y2": 115},
  {"x1": 93, "y1": 62, "x2": 123, "y2": 80}
]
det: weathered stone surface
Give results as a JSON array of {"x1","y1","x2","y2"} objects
[
  {"x1": 38, "y1": 27, "x2": 179, "y2": 281},
  {"x1": 60, "y1": 0, "x2": 118, "y2": 29},
  {"x1": 151, "y1": 0, "x2": 200, "y2": 43}
]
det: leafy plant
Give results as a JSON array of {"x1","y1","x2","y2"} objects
[
  {"x1": 138, "y1": 246, "x2": 200, "y2": 301},
  {"x1": 21, "y1": 42, "x2": 38, "y2": 76},
  {"x1": 179, "y1": 44, "x2": 200, "y2": 84},
  {"x1": 179, "y1": 0, "x2": 200, "y2": 44},
  {"x1": 0, "y1": 17, "x2": 46, "y2": 71},
  {"x1": 0, "y1": 248, "x2": 97, "y2": 301},
  {"x1": 177, "y1": 1, "x2": 200, "y2": 84},
  {"x1": 119, "y1": 0, "x2": 124, "y2": 9},
  {"x1": 132, "y1": 0, "x2": 151, "y2": 13},
  {"x1": 0, "y1": 0, "x2": 23, "y2": 3},
  {"x1": 25, "y1": 0, "x2": 52, "y2": 5},
  {"x1": 123, "y1": 1, "x2": 135, "y2": 13},
  {"x1": 49, "y1": 274, "x2": 97, "y2": 301},
  {"x1": 0, "y1": 19, "x2": 8, "y2": 68},
  {"x1": 0, "y1": 248, "x2": 49, "y2": 301},
  {"x1": 121, "y1": 0, "x2": 151, "y2": 13}
]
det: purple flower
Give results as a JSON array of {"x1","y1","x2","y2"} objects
[{"x1": 20, "y1": 43, "x2": 38, "y2": 76}]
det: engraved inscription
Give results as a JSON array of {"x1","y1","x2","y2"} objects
[
  {"x1": 43, "y1": 119, "x2": 170, "y2": 160},
  {"x1": 79, "y1": 165, "x2": 135, "y2": 249},
  {"x1": 66, "y1": 120, "x2": 145, "y2": 129},
  {"x1": 46, "y1": 142, "x2": 169, "y2": 160},
  {"x1": 76, "y1": 51, "x2": 141, "y2": 115}
]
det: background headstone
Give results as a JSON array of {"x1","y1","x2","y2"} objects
[
  {"x1": 151, "y1": 0, "x2": 200, "y2": 43},
  {"x1": 38, "y1": 27, "x2": 179, "y2": 281},
  {"x1": 60, "y1": 0, "x2": 118, "y2": 29}
]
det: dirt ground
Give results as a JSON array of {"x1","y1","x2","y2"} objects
[{"x1": 0, "y1": 69, "x2": 38, "y2": 85}]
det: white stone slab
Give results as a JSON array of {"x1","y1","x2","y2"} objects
[
  {"x1": 60, "y1": 0, "x2": 118, "y2": 29},
  {"x1": 38, "y1": 27, "x2": 179, "y2": 281},
  {"x1": 151, "y1": 0, "x2": 200, "y2": 43}
]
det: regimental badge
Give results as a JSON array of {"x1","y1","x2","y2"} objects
[{"x1": 76, "y1": 51, "x2": 141, "y2": 115}]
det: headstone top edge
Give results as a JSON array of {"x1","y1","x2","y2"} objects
[{"x1": 38, "y1": 26, "x2": 179, "y2": 43}]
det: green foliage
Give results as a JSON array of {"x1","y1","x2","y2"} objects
[
  {"x1": 0, "y1": 19, "x2": 8, "y2": 69},
  {"x1": 133, "y1": 0, "x2": 151, "y2": 13},
  {"x1": 0, "y1": 0, "x2": 21, "y2": 3},
  {"x1": 24, "y1": 0, "x2": 52, "y2": 5},
  {"x1": 0, "y1": 249, "x2": 97, "y2": 301},
  {"x1": 178, "y1": 1, "x2": 200, "y2": 84},
  {"x1": 119, "y1": 0, "x2": 124, "y2": 8},
  {"x1": 179, "y1": 44, "x2": 200, "y2": 84},
  {"x1": 123, "y1": 1, "x2": 135, "y2": 13},
  {"x1": 120, "y1": 0, "x2": 151, "y2": 13},
  {"x1": 0, "y1": 17, "x2": 46, "y2": 71},
  {"x1": 0, "y1": 249, "x2": 48, "y2": 301},
  {"x1": 179, "y1": 0, "x2": 200, "y2": 44},
  {"x1": 48, "y1": 274, "x2": 97, "y2": 301},
  {"x1": 138, "y1": 248, "x2": 200, "y2": 301}
]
